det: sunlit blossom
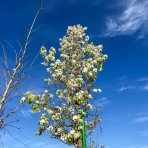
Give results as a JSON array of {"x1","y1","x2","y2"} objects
[{"x1": 23, "y1": 24, "x2": 107, "y2": 145}]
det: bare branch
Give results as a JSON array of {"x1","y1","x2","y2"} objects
[
  {"x1": 4, "y1": 40, "x2": 18, "y2": 64},
  {"x1": 0, "y1": 42, "x2": 11, "y2": 77},
  {"x1": 2, "y1": 69, "x2": 8, "y2": 87},
  {"x1": 0, "y1": 4, "x2": 42, "y2": 131}
]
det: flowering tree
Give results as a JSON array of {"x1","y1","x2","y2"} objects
[{"x1": 21, "y1": 25, "x2": 107, "y2": 148}]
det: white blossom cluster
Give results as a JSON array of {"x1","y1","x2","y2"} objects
[{"x1": 22, "y1": 25, "x2": 107, "y2": 145}]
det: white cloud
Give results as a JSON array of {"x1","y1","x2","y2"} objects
[
  {"x1": 98, "y1": 97, "x2": 111, "y2": 108},
  {"x1": 119, "y1": 83, "x2": 148, "y2": 92},
  {"x1": 139, "y1": 130, "x2": 148, "y2": 137},
  {"x1": 138, "y1": 77, "x2": 148, "y2": 82},
  {"x1": 143, "y1": 84, "x2": 148, "y2": 90},
  {"x1": 18, "y1": 109, "x2": 33, "y2": 117},
  {"x1": 117, "y1": 85, "x2": 135, "y2": 92},
  {"x1": 104, "y1": 0, "x2": 148, "y2": 38},
  {"x1": 132, "y1": 115, "x2": 148, "y2": 123}
]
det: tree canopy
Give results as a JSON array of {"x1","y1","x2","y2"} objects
[{"x1": 21, "y1": 24, "x2": 108, "y2": 147}]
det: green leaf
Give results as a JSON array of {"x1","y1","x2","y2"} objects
[
  {"x1": 32, "y1": 104, "x2": 40, "y2": 112},
  {"x1": 35, "y1": 128, "x2": 44, "y2": 136}
]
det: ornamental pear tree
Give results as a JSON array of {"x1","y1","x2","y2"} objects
[{"x1": 21, "y1": 25, "x2": 108, "y2": 148}]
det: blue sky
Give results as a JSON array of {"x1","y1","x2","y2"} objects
[{"x1": 0, "y1": 0, "x2": 148, "y2": 148}]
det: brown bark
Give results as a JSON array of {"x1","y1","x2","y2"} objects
[
  {"x1": 0, "y1": 7, "x2": 41, "y2": 130},
  {"x1": 75, "y1": 138, "x2": 82, "y2": 148}
]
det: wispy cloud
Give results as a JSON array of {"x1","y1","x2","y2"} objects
[
  {"x1": 143, "y1": 84, "x2": 148, "y2": 90},
  {"x1": 117, "y1": 85, "x2": 135, "y2": 92},
  {"x1": 18, "y1": 109, "x2": 33, "y2": 118},
  {"x1": 104, "y1": 0, "x2": 148, "y2": 38},
  {"x1": 138, "y1": 77, "x2": 148, "y2": 82},
  {"x1": 139, "y1": 130, "x2": 148, "y2": 137},
  {"x1": 132, "y1": 115, "x2": 148, "y2": 123},
  {"x1": 116, "y1": 79, "x2": 148, "y2": 92},
  {"x1": 98, "y1": 97, "x2": 111, "y2": 108}
]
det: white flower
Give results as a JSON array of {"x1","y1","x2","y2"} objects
[
  {"x1": 61, "y1": 134, "x2": 68, "y2": 141},
  {"x1": 93, "y1": 68, "x2": 98, "y2": 73},
  {"x1": 55, "y1": 113, "x2": 61, "y2": 120},
  {"x1": 82, "y1": 111, "x2": 86, "y2": 116},
  {"x1": 88, "y1": 94, "x2": 92, "y2": 99},
  {"x1": 20, "y1": 97, "x2": 26, "y2": 104},
  {"x1": 50, "y1": 47, "x2": 56, "y2": 53},
  {"x1": 57, "y1": 128, "x2": 63, "y2": 133},
  {"x1": 46, "y1": 68, "x2": 51, "y2": 73},
  {"x1": 51, "y1": 115, "x2": 56, "y2": 120},
  {"x1": 39, "y1": 119, "x2": 46, "y2": 125},
  {"x1": 40, "y1": 46, "x2": 47, "y2": 56},
  {"x1": 78, "y1": 126, "x2": 82, "y2": 130},
  {"x1": 103, "y1": 54, "x2": 108, "y2": 60},
  {"x1": 71, "y1": 59, "x2": 76, "y2": 65},
  {"x1": 74, "y1": 132, "x2": 81, "y2": 139},
  {"x1": 85, "y1": 36, "x2": 89, "y2": 42},
  {"x1": 50, "y1": 63, "x2": 54, "y2": 67},
  {"x1": 88, "y1": 72, "x2": 93, "y2": 77},
  {"x1": 21, "y1": 97, "x2": 25, "y2": 101},
  {"x1": 83, "y1": 67, "x2": 88, "y2": 73},
  {"x1": 87, "y1": 104, "x2": 93, "y2": 110},
  {"x1": 36, "y1": 100, "x2": 39, "y2": 104},
  {"x1": 84, "y1": 27, "x2": 87, "y2": 30},
  {"x1": 92, "y1": 88, "x2": 102, "y2": 93},
  {"x1": 46, "y1": 108, "x2": 54, "y2": 115},
  {"x1": 73, "y1": 115, "x2": 79, "y2": 121},
  {"x1": 89, "y1": 122, "x2": 95, "y2": 128},
  {"x1": 45, "y1": 54, "x2": 55, "y2": 62},
  {"x1": 68, "y1": 106, "x2": 74, "y2": 112},
  {"x1": 78, "y1": 119, "x2": 83, "y2": 123},
  {"x1": 44, "y1": 90, "x2": 48, "y2": 93},
  {"x1": 41, "y1": 62, "x2": 48, "y2": 66},
  {"x1": 93, "y1": 59, "x2": 97, "y2": 64},
  {"x1": 60, "y1": 136, "x2": 65, "y2": 141},
  {"x1": 98, "y1": 44, "x2": 103, "y2": 50},
  {"x1": 47, "y1": 126, "x2": 53, "y2": 131},
  {"x1": 70, "y1": 130, "x2": 75, "y2": 134}
]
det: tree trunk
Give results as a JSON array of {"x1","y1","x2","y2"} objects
[
  {"x1": 0, "y1": 102, "x2": 3, "y2": 117},
  {"x1": 75, "y1": 138, "x2": 82, "y2": 148}
]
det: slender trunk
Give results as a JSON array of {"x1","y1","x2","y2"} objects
[
  {"x1": 0, "y1": 74, "x2": 14, "y2": 114},
  {"x1": 0, "y1": 64, "x2": 19, "y2": 114},
  {"x1": 75, "y1": 138, "x2": 82, "y2": 148},
  {"x1": 0, "y1": 103, "x2": 2, "y2": 116}
]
